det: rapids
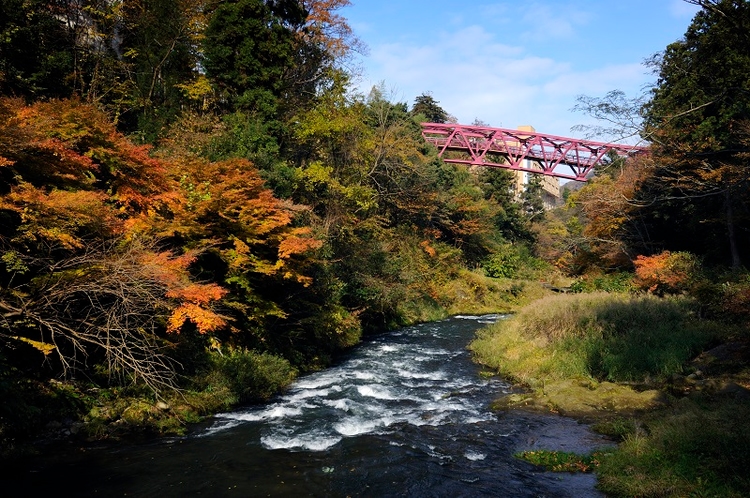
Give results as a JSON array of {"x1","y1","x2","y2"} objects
[{"x1": 7, "y1": 315, "x2": 611, "y2": 497}]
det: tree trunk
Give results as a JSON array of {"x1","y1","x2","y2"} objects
[{"x1": 725, "y1": 190, "x2": 741, "y2": 269}]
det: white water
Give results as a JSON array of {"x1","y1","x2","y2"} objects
[
  {"x1": 204, "y1": 315, "x2": 509, "y2": 452},
  {"x1": 10, "y1": 315, "x2": 611, "y2": 497}
]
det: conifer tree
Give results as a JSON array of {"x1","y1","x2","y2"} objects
[{"x1": 643, "y1": 0, "x2": 750, "y2": 267}]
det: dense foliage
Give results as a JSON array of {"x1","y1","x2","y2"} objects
[
  {"x1": 0, "y1": 0, "x2": 546, "y2": 446},
  {"x1": 544, "y1": 0, "x2": 750, "y2": 274}
]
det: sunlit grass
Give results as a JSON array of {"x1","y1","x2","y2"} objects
[
  {"x1": 596, "y1": 398, "x2": 750, "y2": 497},
  {"x1": 469, "y1": 292, "x2": 722, "y2": 384},
  {"x1": 471, "y1": 291, "x2": 750, "y2": 497}
]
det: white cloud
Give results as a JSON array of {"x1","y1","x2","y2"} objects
[
  {"x1": 342, "y1": 0, "x2": 701, "y2": 141},
  {"x1": 354, "y1": 21, "x2": 654, "y2": 137},
  {"x1": 519, "y1": 2, "x2": 593, "y2": 42},
  {"x1": 478, "y1": 3, "x2": 512, "y2": 21},
  {"x1": 543, "y1": 63, "x2": 650, "y2": 96}
]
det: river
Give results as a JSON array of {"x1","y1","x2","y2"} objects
[{"x1": 7, "y1": 315, "x2": 611, "y2": 497}]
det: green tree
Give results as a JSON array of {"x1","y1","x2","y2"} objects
[
  {"x1": 202, "y1": 0, "x2": 307, "y2": 117},
  {"x1": 116, "y1": 0, "x2": 204, "y2": 139},
  {"x1": 521, "y1": 175, "x2": 545, "y2": 222},
  {"x1": 0, "y1": 0, "x2": 75, "y2": 99},
  {"x1": 478, "y1": 167, "x2": 533, "y2": 242},
  {"x1": 642, "y1": 0, "x2": 750, "y2": 268},
  {"x1": 410, "y1": 92, "x2": 449, "y2": 123}
]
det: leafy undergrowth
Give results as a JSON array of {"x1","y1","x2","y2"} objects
[
  {"x1": 0, "y1": 348, "x2": 299, "y2": 457},
  {"x1": 517, "y1": 449, "x2": 606, "y2": 473}
]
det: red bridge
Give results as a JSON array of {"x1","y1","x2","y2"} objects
[{"x1": 421, "y1": 123, "x2": 648, "y2": 182}]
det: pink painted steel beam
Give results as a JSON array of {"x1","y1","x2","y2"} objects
[{"x1": 420, "y1": 123, "x2": 648, "y2": 181}]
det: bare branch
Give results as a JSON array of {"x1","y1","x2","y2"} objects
[{"x1": 1, "y1": 239, "x2": 185, "y2": 393}]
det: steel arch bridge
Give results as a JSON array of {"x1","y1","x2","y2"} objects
[{"x1": 421, "y1": 122, "x2": 648, "y2": 182}]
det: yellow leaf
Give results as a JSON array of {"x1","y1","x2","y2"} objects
[{"x1": 12, "y1": 336, "x2": 56, "y2": 356}]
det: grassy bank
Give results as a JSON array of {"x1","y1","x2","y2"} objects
[
  {"x1": 470, "y1": 292, "x2": 750, "y2": 497},
  {"x1": 0, "y1": 347, "x2": 299, "y2": 455},
  {"x1": 470, "y1": 293, "x2": 722, "y2": 386}
]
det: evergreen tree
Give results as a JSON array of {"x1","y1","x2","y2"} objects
[
  {"x1": 521, "y1": 175, "x2": 545, "y2": 222},
  {"x1": 411, "y1": 92, "x2": 449, "y2": 123},
  {"x1": 0, "y1": 0, "x2": 75, "y2": 99},
  {"x1": 117, "y1": 0, "x2": 203, "y2": 139},
  {"x1": 202, "y1": 0, "x2": 307, "y2": 117},
  {"x1": 478, "y1": 168, "x2": 533, "y2": 242},
  {"x1": 642, "y1": 0, "x2": 750, "y2": 267}
]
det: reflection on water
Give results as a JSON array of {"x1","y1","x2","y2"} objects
[{"x1": 7, "y1": 315, "x2": 611, "y2": 497}]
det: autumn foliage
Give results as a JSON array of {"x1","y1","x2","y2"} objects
[
  {"x1": 0, "y1": 98, "x2": 322, "y2": 389},
  {"x1": 633, "y1": 251, "x2": 700, "y2": 295}
]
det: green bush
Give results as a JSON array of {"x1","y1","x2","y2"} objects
[
  {"x1": 208, "y1": 349, "x2": 297, "y2": 403},
  {"x1": 570, "y1": 272, "x2": 634, "y2": 293},
  {"x1": 483, "y1": 244, "x2": 550, "y2": 279},
  {"x1": 716, "y1": 274, "x2": 750, "y2": 322},
  {"x1": 483, "y1": 248, "x2": 521, "y2": 278}
]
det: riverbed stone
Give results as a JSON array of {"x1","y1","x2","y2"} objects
[
  {"x1": 545, "y1": 380, "x2": 666, "y2": 417},
  {"x1": 493, "y1": 380, "x2": 667, "y2": 419}
]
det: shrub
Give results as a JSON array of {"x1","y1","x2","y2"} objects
[
  {"x1": 569, "y1": 272, "x2": 634, "y2": 293},
  {"x1": 633, "y1": 251, "x2": 702, "y2": 295},
  {"x1": 718, "y1": 276, "x2": 750, "y2": 322},
  {"x1": 208, "y1": 349, "x2": 297, "y2": 403},
  {"x1": 483, "y1": 243, "x2": 550, "y2": 280},
  {"x1": 483, "y1": 247, "x2": 521, "y2": 278}
]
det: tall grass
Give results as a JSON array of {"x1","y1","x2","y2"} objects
[
  {"x1": 471, "y1": 292, "x2": 748, "y2": 497},
  {"x1": 597, "y1": 398, "x2": 750, "y2": 497},
  {"x1": 469, "y1": 292, "x2": 722, "y2": 385}
]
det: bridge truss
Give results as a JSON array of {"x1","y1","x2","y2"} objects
[{"x1": 421, "y1": 123, "x2": 648, "y2": 182}]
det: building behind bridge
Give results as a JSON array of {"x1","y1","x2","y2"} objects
[{"x1": 510, "y1": 125, "x2": 561, "y2": 210}]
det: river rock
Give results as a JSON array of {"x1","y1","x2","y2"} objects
[{"x1": 517, "y1": 380, "x2": 669, "y2": 419}]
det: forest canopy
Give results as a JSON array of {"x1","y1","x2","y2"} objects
[{"x1": 0, "y1": 0, "x2": 541, "y2": 417}]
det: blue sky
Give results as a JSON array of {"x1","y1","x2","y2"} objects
[{"x1": 340, "y1": 0, "x2": 700, "y2": 140}]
